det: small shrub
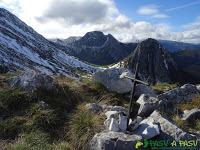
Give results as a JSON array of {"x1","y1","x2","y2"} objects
[
  {"x1": 6, "y1": 130, "x2": 52, "y2": 150},
  {"x1": 0, "y1": 89, "x2": 34, "y2": 115},
  {"x1": 0, "y1": 116, "x2": 26, "y2": 139}
]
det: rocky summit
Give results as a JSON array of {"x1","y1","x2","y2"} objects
[{"x1": 125, "y1": 38, "x2": 180, "y2": 84}]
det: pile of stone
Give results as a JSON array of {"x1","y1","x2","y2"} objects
[{"x1": 88, "y1": 83, "x2": 200, "y2": 150}]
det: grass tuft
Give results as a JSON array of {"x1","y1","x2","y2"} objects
[
  {"x1": 152, "y1": 82, "x2": 177, "y2": 93},
  {"x1": 177, "y1": 96, "x2": 200, "y2": 111},
  {"x1": 67, "y1": 105, "x2": 104, "y2": 150}
]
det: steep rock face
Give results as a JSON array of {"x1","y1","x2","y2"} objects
[
  {"x1": 60, "y1": 31, "x2": 137, "y2": 65},
  {"x1": 125, "y1": 38, "x2": 180, "y2": 84},
  {"x1": 0, "y1": 8, "x2": 98, "y2": 76}
]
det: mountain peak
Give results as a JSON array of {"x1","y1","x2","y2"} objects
[
  {"x1": 83, "y1": 31, "x2": 105, "y2": 38},
  {"x1": 125, "y1": 39, "x2": 179, "y2": 83}
]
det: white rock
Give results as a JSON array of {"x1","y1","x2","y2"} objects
[
  {"x1": 90, "y1": 131, "x2": 142, "y2": 150},
  {"x1": 133, "y1": 117, "x2": 160, "y2": 139},
  {"x1": 105, "y1": 111, "x2": 119, "y2": 119},
  {"x1": 182, "y1": 108, "x2": 200, "y2": 122},
  {"x1": 150, "y1": 110, "x2": 194, "y2": 140},
  {"x1": 109, "y1": 118, "x2": 119, "y2": 132},
  {"x1": 119, "y1": 113, "x2": 127, "y2": 131},
  {"x1": 137, "y1": 94, "x2": 159, "y2": 117},
  {"x1": 93, "y1": 68, "x2": 133, "y2": 94}
]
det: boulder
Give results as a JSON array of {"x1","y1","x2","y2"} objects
[
  {"x1": 137, "y1": 94, "x2": 160, "y2": 117},
  {"x1": 10, "y1": 70, "x2": 57, "y2": 91},
  {"x1": 93, "y1": 68, "x2": 156, "y2": 96},
  {"x1": 85, "y1": 103, "x2": 103, "y2": 113},
  {"x1": 93, "y1": 68, "x2": 133, "y2": 94},
  {"x1": 150, "y1": 110, "x2": 194, "y2": 140},
  {"x1": 182, "y1": 108, "x2": 200, "y2": 122},
  {"x1": 105, "y1": 111, "x2": 119, "y2": 119},
  {"x1": 135, "y1": 84, "x2": 156, "y2": 97},
  {"x1": 158, "y1": 84, "x2": 200, "y2": 105},
  {"x1": 104, "y1": 111, "x2": 127, "y2": 132},
  {"x1": 133, "y1": 117, "x2": 160, "y2": 139},
  {"x1": 90, "y1": 131, "x2": 142, "y2": 150}
]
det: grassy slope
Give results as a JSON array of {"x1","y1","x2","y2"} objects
[
  {"x1": 1, "y1": 73, "x2": 199, "y2": 150},
  {"x1": 0, "y1": 73, "x2": 129, "y2": 150}
]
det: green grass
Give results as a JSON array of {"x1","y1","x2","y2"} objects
[
  {"x1": 0, "y1": 89, "x2": 35, "y2": 116},
  {"x1": 172, "y1": 96, "x2": 200, "y2": 132},
  {"x1": 6, "y1": 130, "x2": 52, "y2": 150},
  {"x1": 67, "y1": 104, "x2": 105, "y2": 150},
  {"x1": 53, "y1": 142, "x2": 71, "y2": 150},
  {"x1": 0, "y1": 116, "x2": 26, "y2": 140},
  {"x1": 0, "y1": 74, "x2": 128, "y2": 149},
  {"x1": 152, "y1": 82, "x2": 177, "y2": 93},
  {"x1": 177, "y1": 96, "x2": 200, "y2": 111}
]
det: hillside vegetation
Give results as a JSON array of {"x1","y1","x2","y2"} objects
[{"x1": 0, "y1": 73, "x2": 128, "y2": 150}]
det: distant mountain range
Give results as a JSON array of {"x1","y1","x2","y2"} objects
[
  {"x1": 52, "y1": 31, "x2": 137, "y2": 65},
  {"x1": 159, "y1": 40, "x2": 200, "y2": 52},
  {"x1": 0, "y1": 8, "x2": 200, "y2": 83},
  {"x1": 52, "y1": 32, "x2": 200, "y2": 66}
]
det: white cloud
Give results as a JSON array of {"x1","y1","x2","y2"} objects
[
  {"x1": 137, "y1": 5, "x2": 168, "y2": 19},
  {"x1": 0, "y1": 0, "x2": 200, "y2": 43},
  {"x1": 138, "y1": 5, "x2": 159, "y2": 15}
]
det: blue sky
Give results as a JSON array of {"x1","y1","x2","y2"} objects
[
  {"x1": 115, "y1": 0, "x2": 200, "y2": 31},
  {"x1": 0, "y1": 0, "x2": 200, "y2": 43}
]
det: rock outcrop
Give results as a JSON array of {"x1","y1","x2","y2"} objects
[
  {"x1": 90, "y1": 131, "x2": 142, "y2": 150},
  {"x1": 137, "y1": 94, "x2": 160, "y2": 117},
  {"x1": 158, "y1": 84, "x2": 200, "y2": 105},
  {"x1": 182, "y1": 108, "x2": 200, "y2": 122},
  {"x1": 125, "y1": 38, "x2": 180, "y2": 84},
  {"x1": 93, "y1": 68, "x2": 155, "y2": 95},
  {"x1": 133, "y1": 116, "x2": 160, "y2": 139},
  {"x1": 93, "y1": 68, "x2": 133, "y2": 94},
  {"x1": 10, "y1": 70, "x2": 58, "y2": 91},
  {"x1": 149, "y1": 111, "x2": 194, "y2": 140}
]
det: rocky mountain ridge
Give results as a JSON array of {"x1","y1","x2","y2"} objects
[
  {"x1": 0, "y1": 8, "x2": 98, "y2": 77},
  {"x1": 54, "y1": 31, "x2": 137, "y2": 65}
]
